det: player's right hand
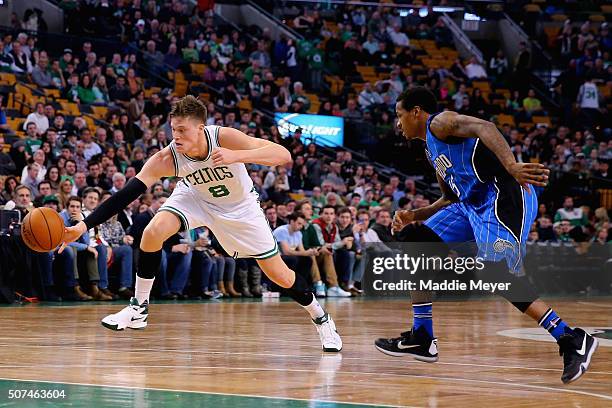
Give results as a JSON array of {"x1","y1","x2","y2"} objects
[
  {"x1": 392, "y1": 210, "x2": 416, "y2": 233},
  {"x1": 507, "y1": 162, "x2": 550, "y2": 191},
  {"x1": 58, "y1": 221, "x2": 87, "y2": 253}
]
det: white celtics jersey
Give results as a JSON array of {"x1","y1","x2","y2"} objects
[
  {"x1": 168, "y1": 125, "x2": 255, "y2": 211},
  {"x1": 578, "y1": 82, "x2": 599, "y2": 109}
]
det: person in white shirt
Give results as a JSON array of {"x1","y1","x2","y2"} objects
[
  {"x1": 452, "y1": 84, "x2": 469, "y2": 110},
  {"x1": 577, "y1": 76, "x2": 600, "y2": 110},
  {"x1": 20, "y1": 163, "x2": 40, "y2": 196},
  {"x1": 22, "y1": 102, "x2": 49, "y2": 133},
  {"x1": 577, "y1": 76, "x2": 602, "y2": 127},
  {"x1": 358, "y1": 83, "x2": 384, "y2": 109},
  {"x1": 489, "y1": 50, "x2": 508, "y2": 82},
  {"x1": 274, "y1": 213, "x2": 317, "y2": 286},
  {"x1": 20, "y1": 149, "x2": 47, "y2": 184},
  {"x1": 80, "y1": 128, "x2": 102, "y2": 161},
  {"x1": 387, "y1": 24, "x2": 410, "y2": 47},
  {"x1": 465, "y1": 56, "x2": 488, "y2": 79},
  {"x1": 377, "y1": 70, "x2": 404, "y2": 102},
  {"x1": 110, "y1": 172, "x2": 126, "y2": 194},
  {"x1": 263, "y1": 165, "x2": 289, "y2": 191},
  {"x1": 362, "y1": 34, "x2": 379, "y2": 55}
]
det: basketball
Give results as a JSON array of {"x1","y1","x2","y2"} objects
[{"x1": 21, "y1": 207, "x2": 65, "y2": 253}]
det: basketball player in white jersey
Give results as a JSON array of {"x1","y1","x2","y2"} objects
[{"x1": 61, "y1": 96, "x2": 342, "y2": 352}]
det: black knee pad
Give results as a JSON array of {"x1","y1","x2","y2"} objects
[{"x1": 284, "y1": 271, "x2": 314, "y2": 306}]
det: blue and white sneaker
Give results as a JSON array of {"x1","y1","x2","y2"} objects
[{"x1": 314, "y1": 281, "x2": 326, "y2": 298}]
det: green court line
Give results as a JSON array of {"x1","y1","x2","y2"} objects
[{"x1": 0, "y1": 379, "x2": 390, "y2": 408}]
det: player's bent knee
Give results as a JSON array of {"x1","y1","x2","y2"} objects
[
  {"x1": 141, "y1": 212, "x2": 181, "y2": 251},
  {"x1": 257, "y1": 255, "x2": 295, "y2": 288}
]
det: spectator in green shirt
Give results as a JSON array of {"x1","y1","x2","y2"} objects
[
  {"x1": 554, "y1": 196, "x2": 588, "y2": 227},
  {"x1": 58, "y1": 48, "x2": 73, "y2": 72},
  {"x1": 24, "y1": 122, "x2": 42, "y2": 155},
  {"x1": 308, "y1": 41, "x2": 325, "y2": 89},
  {"x1": 340, "y1": 24, "x2": 354, "y2": 43},
  {"x1": 244, "y1": 60, "x2": 262, "y2": 82},
  {"x1": 297, "y1": 38, "x2": 313, "y2": 60},
  {"x1": 359, "y1": 190, "x2": 379, "y2": 208},
  {"x1": 522, "y1": 88, "x2": 543, "y2": 117},
  {"x1": 107, "y1": 53, "x2": 126, "y2": 77},
  {"x1": 233, "y1": 41, "x2": 249, "y2": 68},
  {"x1": 182, "y1": 39, "x2": 199, "y2": 63},
  {"x1": 77, "y1": 74, "x2": 97, "y2": 105}
]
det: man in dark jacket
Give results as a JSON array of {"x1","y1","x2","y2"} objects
[{"x1": 371, "y1": 209, "x2": 394, "y2": 242}]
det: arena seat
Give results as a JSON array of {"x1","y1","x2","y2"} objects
[
  {"x1": 236, "y1": 98, "x2": 252, "y2": 111},
  {"x1": 588, "y1": 14, "x2": 606, "y2": 23},
  {"x1": 551, "y1": 14, "x2": 568, "y2": 22},
  {"x1": 532, "y1": 116, "x2": 552, "y2": 127},
  {"x1": 496, "y1": 114, "x2": 516, "y2": 127},
  {"x1": 599, "y1": 189, "x2": 612, "y2": 208}
]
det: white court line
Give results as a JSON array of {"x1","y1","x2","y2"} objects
[
  {"x1": 0, "y1": 376, "x2": 408, "y2": 408},
  {"x1": 0, "y1": 342, "x2": 611, "y2": 376},
  {"x1": 0, "y1": 365, "x2": 610, "y2": 402},
  {"x1": 577, "y1": 301, "x2": 612, "y2": 308}
]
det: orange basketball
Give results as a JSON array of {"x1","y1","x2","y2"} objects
[{"x1": 21, "y1": 207, "x2": 65, "y2": 252}]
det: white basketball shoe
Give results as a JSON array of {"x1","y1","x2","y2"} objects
[
  {"x1": 101, "y1": 297, "x2": 148, "y2": 331},
  {"x1": 313, "y1": 312, "x2": 342, "y2": 352}
]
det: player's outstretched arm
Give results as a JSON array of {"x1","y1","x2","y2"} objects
[
  {"x1": 212, "y1": 127, "x2": 292, "y2": 166},
  {"x1": 60, "y1": 148, "x2": 175, "y2": 247},
  {"x1": 430, "y1": 111, "x2": 549, "y2": 190}
]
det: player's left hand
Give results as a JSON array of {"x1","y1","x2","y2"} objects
[
  {"x1": 211, "y1": 148, "x2": 240, "y2": 166},
  {"x1": 507, "y1": 162, "x2": 550, "y2": 191},
  {"x1": 58, "y1": 221, "x2": 87, "y2": 253},
  {"x1": 392, "y1": 210, "x2": 416, "y2": 233}
]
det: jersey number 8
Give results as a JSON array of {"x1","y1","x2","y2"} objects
[{"x1": 209, "y1": 185, "x2": 230, "y2": 198}]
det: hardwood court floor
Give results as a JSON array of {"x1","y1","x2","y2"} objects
[{"x1": 0, "y1": 298, "x2": 610, "y2": 407}]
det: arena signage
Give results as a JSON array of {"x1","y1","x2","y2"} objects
[{"x1": 275, "y1": 113, "x2": 344, "y2": 147}]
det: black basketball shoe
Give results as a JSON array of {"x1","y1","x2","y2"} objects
[
  {"x1": 374, "y1": 326, "x2": 438, "y2": 362},
  {"x1": 558, "y1": 327, "x2": 598, "y2": 384}
]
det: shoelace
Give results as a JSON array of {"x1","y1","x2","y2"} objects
[
  {"x1": 319, "y1": 320, "x2": 337, "y2": 343},
  {"x1": 389, "y1": 330, "x2": 413, "y2": 343},
  {"x1": 558, "y1": 334, "x2": 575, "y2": 358}
]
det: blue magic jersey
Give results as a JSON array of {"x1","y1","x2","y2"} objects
[
  {"x1": 424, "y1": 113, "x2": 499, "y2": 204},
  {"x1": 422, "y1": 113, "x2": 538, "y2": 275}
]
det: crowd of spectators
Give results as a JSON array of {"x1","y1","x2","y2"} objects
[{"x1": 0, "y1": 1, "x2": 610, "y2": 302}]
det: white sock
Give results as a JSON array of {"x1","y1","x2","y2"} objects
[
  {"x1": 303, "y1": 295, "x2": 325, "y2": 319},
  {"x1": 135, "y1": 276, "x2": 155, "y2": 304}
]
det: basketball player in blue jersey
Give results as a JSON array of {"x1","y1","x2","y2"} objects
[{"x1": 374, "y1": 87, "x2": 598, "y2": 384}]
